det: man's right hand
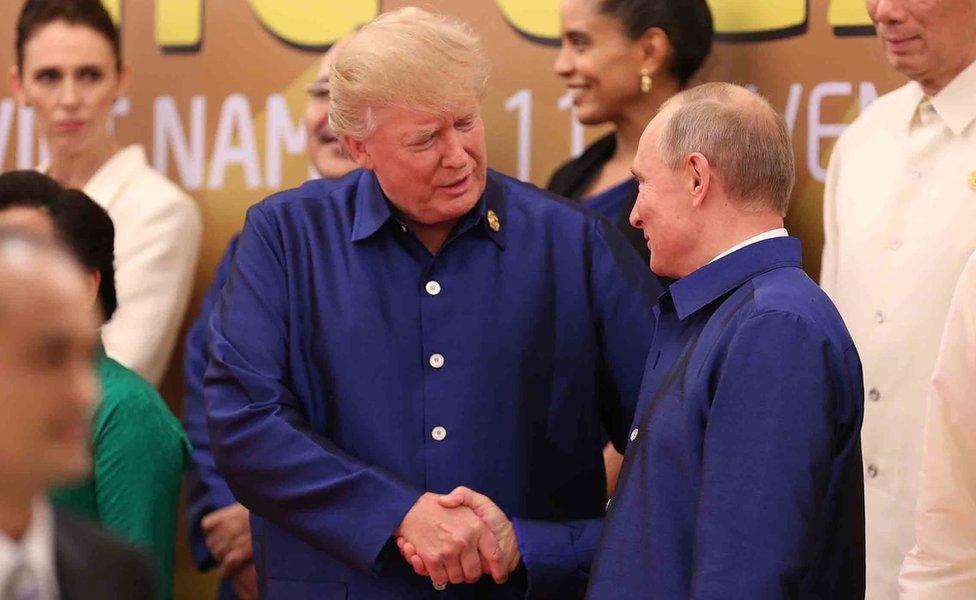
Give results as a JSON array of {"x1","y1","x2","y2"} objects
[{"x1": 395, "y1": 492, "x2": 502, "y2": 587}]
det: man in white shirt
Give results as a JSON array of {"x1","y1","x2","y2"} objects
[
  {"x1": 0, "y1": 230, "x2": 152, "y2": 600},
  {"x1": 899, "y1": 250, "x2": 976, "y2": 599},
  {"x1": 820, "y1": 0, "x2": 976, "y2": 596}
]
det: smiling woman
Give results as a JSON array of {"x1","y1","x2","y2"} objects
[{"x1": 8, "y1": 0, "x2": 201, "y2": 387}]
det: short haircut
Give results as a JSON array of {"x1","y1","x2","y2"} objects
[
  {"x1": 0, "y1": 171, "x2": 117, "y2": 320},
  {"x1": 16, "y1": 0, "x2": 122, "y2": 73},
  {"x1": 330, "y1": 7, "x2": 490, "y2": 139},
  {"x1": 599, "y1": 0, "x2": 713, "y2": 87},
  {"x1": 49, "y1": 190, "x2": 117, "y2": 321},
  {"x1": 657, "y1": 82, "x2": 795, "y2": 216}
]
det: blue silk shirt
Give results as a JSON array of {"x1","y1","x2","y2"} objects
[
  {"x1": 587, "y1": 237, "x2": 865, "y2": 599},
  {"x1": 204, "y1": 169, "x2": 661, "y2": 598}
]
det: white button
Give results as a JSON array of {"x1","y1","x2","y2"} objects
[
  {"x1": 433, "y1": 582, "x2": 447, "y2": 591},
  {"x1": 874, "y1": 310, "x2": 885, "y2": 324},
  {"x1": 868, "y1": 388, "x2": 881, "y2": 402},
  {"x1": 889, "y1": 239, "x2": 901, "y2": 251},
  {"x1": 429, "y1": 353, "x2": 445, "y2": 368},
  {"x1": 425, "y1": 281, "x2": 441, "y2": 296},
  {"x1": 867, "y1": 464, "x2": 879, "y2": 479},
  {"x1": 629, "y1": 428, "x2": 639, "y2": 442},
  {"x1": 605, "y1": 498, "x2": 612, "y2": 512},
  {"x1": 909, "y1": 170, "x2": 922, "y2": 181},
  {"x1": 431, "y1": 426, "x2": 447, "y2": 441}
]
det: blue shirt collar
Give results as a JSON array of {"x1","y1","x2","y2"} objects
[
  {"x1": 351, "y1": 170, "x2": 505, "y2": 249},
  {"x1": 666, "y1": 236, "x2": 802, "y2": 320}
]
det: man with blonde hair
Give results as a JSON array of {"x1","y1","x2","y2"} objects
[
  {"x1": 204, "y1": 7, "x2": 660, "y2": 598},
  {"x1": 585, "y1": 82, "x2": 865, "y2": 598}
]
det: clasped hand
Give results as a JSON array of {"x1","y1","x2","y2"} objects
[{"x1": 395, "y1": 487, "x2": 521, "y2": 588}]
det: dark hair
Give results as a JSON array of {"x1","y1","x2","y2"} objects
[
  {"x1": 16, "y1": 0, "x2": 122, "y2": 73},
  {"x1": 599, "y1": 0, "x2": 713, "y2": 87},
  {"x1": 0, "y1": 170, "x2": 117, "y2": 321}
]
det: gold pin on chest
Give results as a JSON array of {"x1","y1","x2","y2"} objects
[
  {"x1": 487, "y1": 209, "x2": 501, "y2": 232},
  {"x1": 969, "y1": 171, "x2": 976, "y2": 191}
]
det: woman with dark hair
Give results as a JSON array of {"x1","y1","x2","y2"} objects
[
  {"x1": 548, "y1": 0, "x2": 713, "y2": 263},
  {"x1": 0, "y1": 170, "x2": 190, "y2": 600},
  {"x1": 548, "y1": 0, "x2": 712, "y2": 496},
  {"x1": 9, "y1": 0, "x2": 201, "y2": 386}
]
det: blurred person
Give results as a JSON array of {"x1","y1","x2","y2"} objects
[
  {"x1": 0, "y1": 170, "x2": 191, "y2": 600},
  {"x1": 584, "y1": 83, "x2": 864, "y2": 598},
  {"x1": 181, "y1": 38, "x2": 360, "y2": 600},
  {"x1": 900, "y1": 251, "x2": 976, "y2": 599},
  {"x1": 204, "y1": 7, "x2": 659, "y2": 598},
  {"x1": 820, "y1": 0, "x2": 976, "y2": 595},
  {"x1": 548, "y1": 0, "x2": 713, "y2": 263},
  {"x1": 0, "y1": 229, "x2": 154, "y2": 600},
  {"x1": 9, "y1": 0, "x2": 202, "y2": 386}
]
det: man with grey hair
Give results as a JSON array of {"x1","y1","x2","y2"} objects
[
  {"x1": 204, "y1": 6, "x2": 660, "y2": 598},
  {"x1": 820, "y1": 0, "x2": 976, "y2": 596},
  {"x1": 585, "y1": 82, "x2": 865, "y2": 598}
]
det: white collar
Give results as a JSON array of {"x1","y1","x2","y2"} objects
[
  {"x1": 36, "y1": 144, "x2": 147, "y2": 210},
  {"x1": 708, "y1": 228, "x2": 789, "y2": 264},
  {"x1": 0, "y1": 498, "x2": 59, "y2": 600}
]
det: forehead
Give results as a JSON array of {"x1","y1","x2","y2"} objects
[
  {"x1": 0, "y1": 260, "x2": 93, "y2": 343},
  {"x1": 0, "y1": 207, "x2": 57, "y2": 241},
  {"x1": 22, "y1": 20, "x2": 115, "y2": 69},
  {"x1": 375, "y1": 99, "x2": 479, "y2": 132}
]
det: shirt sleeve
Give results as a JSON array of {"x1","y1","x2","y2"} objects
[
  {"x1": 183, "y1": 236, "x2": 241, "y2": 570},
  {"x1": 513, "y1": 218, "x2": 660, "y2": 598},
  {"x1": 690, "y1": 311, "x2": 859, "y2": 599},
  {"x1": 101, "y1": 186, "x2": 202, "y2": 385},
  {"x1": 91, "y1": 390, "x2": 188, "y2": 600},
  {"x1": 204, "y1": 204, "x2": 423, "y2": 575},
  {"x1": 900, "y1": 253, "x2": 976, "y2": 600}
]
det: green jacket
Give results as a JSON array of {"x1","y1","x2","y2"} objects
[{"x1": 51, "y1": 348, "x2": 190, "y2": 600}]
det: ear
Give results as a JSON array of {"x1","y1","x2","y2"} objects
[
  {"x1": 636, "y1": 26, "x2": 671, "y2": 77},
  {"x1": 8, "y1": 65, "x2": 26, "y2": 104},
  {"x1": 87, "y1": 270, "x2": 102, "y2": 313},
  {"x1": 342, "y1": 134, "x2": 375, "y2": 170},
  {"x1": 685, "y1": 152, "x2": 711, "y2": 208}
]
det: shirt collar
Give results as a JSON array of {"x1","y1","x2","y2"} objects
[
  {"x1": 929, "y1": 57, "x2": 976, "y2": 136},
  {"x1": 708, "y1": 228, "x2": 788, "y2": 264},
  {"x1": 667, "y1": 236, "x2": 802, "y2": 321},
  {"x1": 0, "y1": 497, "x2": 58, "y2": 600},
  {"x1": 350, "y1": 170, "x2": 506, "y2": 249},
  {"x1": 38, "y1": 145, "x2": 146, "y2": 211}
]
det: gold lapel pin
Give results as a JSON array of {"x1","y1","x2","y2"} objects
[
  {"x1": 487, "y1": 209, "x2": 501, "y2": 232},
  {"x1": 969, "y1": 170, "x2": 976, "y2": 191}
]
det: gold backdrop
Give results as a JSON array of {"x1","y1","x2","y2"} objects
[{"x1": 0, "y1": 1, "x2": 905, "y2": 596}]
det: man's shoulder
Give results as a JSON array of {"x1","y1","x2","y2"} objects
[
  {"x1": 744, "y1": 267, "x2": 854, "y2": 349},
  {"x1": 255, "y1": 170, "x2": 362, "y2": 217},
  {"x1": 836, "y1": 81, "x2": 916, "y2": 149},
  {"x1": 54, "y1": 510, "x2": 155, "y2": 598},
  {"x1": 491, "y1": 169, "x2": 597, "y2": 227}
]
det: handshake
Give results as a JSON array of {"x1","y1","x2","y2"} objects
[{"x1": 395, "y1": 486, "x2": 522, "y2": 588}]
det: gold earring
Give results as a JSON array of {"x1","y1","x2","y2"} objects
[{"x1": 640, "y1": 69, "x2": 652, "y2": 94}]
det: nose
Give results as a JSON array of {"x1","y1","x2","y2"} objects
[
  {"x1": 629, "y1": 202, "x2": 643, "y2": 229},
  {"x1": 554, "y1": 43, "x2": 573, "y2": 78},
  {"x1": 441, "y1": 130, "x2": 468, "y2": 169},
  {"x1": 59, "y1": 77, "x2": 80, "y2": 109},
  {"x1": 869, "y1": 0, "x2": 906, "y2": 24}
]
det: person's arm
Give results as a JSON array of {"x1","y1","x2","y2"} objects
[
  {"x1": 900, "y1": 254, "x2": 976, "y2": 599},
  {"x1": 183, "y1": 236, "x2": 241, "y2": 570},
  {"x1": 205, "y1": 203, "x2": 427, "y2": 574},
  {"x1": 512, "y1": 218, "x2": 661, "y2": 597},
  {"x1": 102, "y1": 189, "x2": 202, "y2": 385},
  {"x1": 91, "y1": 388, "x2": 188, "y2": 600},
  {"x1": 690, "y1": 312, "x2": 854, "y2": 599}
]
